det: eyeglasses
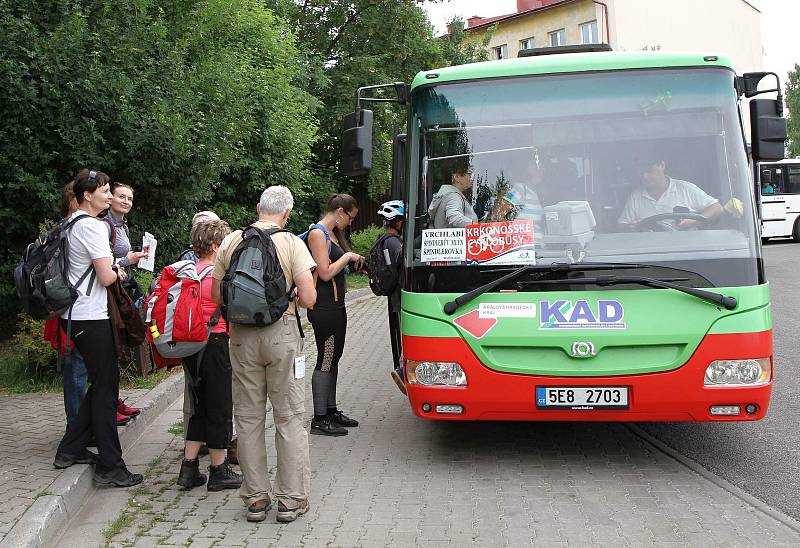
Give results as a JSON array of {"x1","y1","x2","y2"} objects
[{"x1": 342, "y1": 209, "x2": 355, "y2": 221}]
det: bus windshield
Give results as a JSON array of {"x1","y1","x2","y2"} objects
[{"x1": 408, "y1": 68, "x2": 761, "y2": 291}]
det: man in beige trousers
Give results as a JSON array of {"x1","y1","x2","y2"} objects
[{"x1": 212, "y1": 185, "x2": 316, "y2": 523}]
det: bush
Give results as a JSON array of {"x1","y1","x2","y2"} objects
[
  {"x1": 11, "y1": 314, "x2": 56, "y2": 375},
  {"x1": 349, "y1": 225, "x2": 383, "y2": 258}
]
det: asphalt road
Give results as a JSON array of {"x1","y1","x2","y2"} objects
[{"x1": 641, "y1": 238, "x2": 800, "y2": 521}]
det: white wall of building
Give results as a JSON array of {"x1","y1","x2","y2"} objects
[{"x1": 605, "y1": 0, "x2": 762, "y2": 73}]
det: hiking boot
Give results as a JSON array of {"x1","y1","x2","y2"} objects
[
  {"x1": 117, "y1": 398, "x2": 141, "y2": 417},
  {"x1": 176, "y1": 458, "x2": 206, "y2": 489},
  {"x1": 310, "y1": 415, "x2": 348, "y2": 436},
  {"x1": 329, "y1": 410, "x2": 359, "y2": 427},
  {"x1": 276, "y1": 499, "x2": 309, "y2": 523},
  {"x1": 227, "y1": 437, "x2": 238, "y2": 465},
  {"x1": 390, "y1": 369, "x2": 407, "y2": 395},
  {"x1": 116, "y1": 412, "x2": 132, "y2": 426},
  {"x1": 207, "y1": 459, "x2": 242, "y2": 492},
  {"x1": 94, "y1": 466, "x2": 143, "y2": 487},
  {"x1": 54, "y1": 449, "x2": 97, "y2": 469},
  {"x1": 247, "y1": 497, "x2": 272, "y2": 522}
]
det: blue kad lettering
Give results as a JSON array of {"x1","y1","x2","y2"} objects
[{"x1": 540, "y1": 299, "x2": 626, "y2": 329}]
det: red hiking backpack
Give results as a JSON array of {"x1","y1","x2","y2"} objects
[{"x1": 145, "y1": 260, "x2": 219, "y2": 367}]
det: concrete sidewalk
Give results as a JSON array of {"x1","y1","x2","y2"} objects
[
  {"x1": 0, "y1": 369, "x2": 184, "y2": 547},
  {"x1": 62, "y1": 295, "x2": 800, "y2": 547}
]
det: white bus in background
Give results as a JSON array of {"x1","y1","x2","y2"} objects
[{"x1": 759, "y1": 159, "x2": 800, "y2": 242}]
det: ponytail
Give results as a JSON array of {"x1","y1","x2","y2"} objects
[{"x1": 324, "y1": 193, "x2": 357, "y2": 252}]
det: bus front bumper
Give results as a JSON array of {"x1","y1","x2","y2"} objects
[{"x1": 403, "y1": 332, "x2": 772, "y2": 422}]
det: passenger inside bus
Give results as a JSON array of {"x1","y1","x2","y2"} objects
[
  {"x1": 428, "y1": 158, "x2": 478, "y2": 229},
  {"x1": 617, "y1": 156, "x2": 723, "y2": 230}
]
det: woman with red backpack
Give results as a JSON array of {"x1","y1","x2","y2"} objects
[{"x1": 176, "y1": 220, "x2": 242, "y2": 492}]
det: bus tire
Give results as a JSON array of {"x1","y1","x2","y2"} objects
[
  {"x1": 762, "y1": 237, "x2": 770, "y2": 244},
  {"x1": 793, "y1": 217, "x2": 800, "y2": 242}
]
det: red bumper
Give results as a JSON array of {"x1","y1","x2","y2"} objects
[{"x1": 403, "y1": 331, "x2": 773, "y2": 421}]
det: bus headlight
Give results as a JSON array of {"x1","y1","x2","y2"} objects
[
  {"x1": 704, "y1": 358, "x2": 771, "y2": 386},
  {"x1": 406, "y1": 361, "x2": 467, "y2": 386}
]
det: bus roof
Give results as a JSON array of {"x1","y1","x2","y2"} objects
[{"x1": 410, "y1": 51, "x2": 734, "y2": 92}]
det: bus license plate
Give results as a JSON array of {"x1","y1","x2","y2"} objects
[{"x1": 536, "y1": 386, "x2": 629, "y2": 410}]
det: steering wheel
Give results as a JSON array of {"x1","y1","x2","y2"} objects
[{"x1": 633, "y1": 212, "x2": 709, "y2": 232}]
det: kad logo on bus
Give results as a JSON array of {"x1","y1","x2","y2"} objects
[
  {"x1": 570, "y1": 341, "x2": 596, "y2": 358},
  {"x1": 540, "y1": 300, "x2": 626, "y2": 330}
]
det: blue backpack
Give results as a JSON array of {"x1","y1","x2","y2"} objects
[{"x1": 298, "y1": 223, "x2": 340, "y2": 303}]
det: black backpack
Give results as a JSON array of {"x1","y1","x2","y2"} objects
[
  {"x1": 368, "y1": 233, "x2": 401, "y2": 297},
  {"x1": 14, "y1": 216, "x2": 96, "y2": 320},
  {"x1": 222, "y1": 226, "x2": 292, "y2": 327}
]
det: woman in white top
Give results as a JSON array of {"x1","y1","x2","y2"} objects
[{"x1": 53, "y1": 169, "x2": 143, "y2": 488}]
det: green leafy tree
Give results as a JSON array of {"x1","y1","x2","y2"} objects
[
  {"x1": 0, "y1": 0, "x2": 316, "y2": 328},
  {"x1": 787, "y1": 64, "x2": 800, "y2": 158},
  {"x1": 265, "y1": 1, "x2": 491, "y2": 209}
]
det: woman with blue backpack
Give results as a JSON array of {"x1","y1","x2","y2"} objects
[{"x1": 304, "y1": 194, "x2": 364, "y2": 436}]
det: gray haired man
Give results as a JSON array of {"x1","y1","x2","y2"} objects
[{"x1": 211, "y1": 186, "x2": 317, "y2": 523}]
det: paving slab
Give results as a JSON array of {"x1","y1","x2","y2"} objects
[{"x1": 56, "y1": 295, "x2": 800, "y2": 547}]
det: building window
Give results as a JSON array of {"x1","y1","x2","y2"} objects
[
  {"x1": 493, "y1": 44, "x2": 509, "y2": 60},
  {"x1": 519, "y1": 37, "x2": 535, "y2": 51},
  {"x1": 549, "y1": 29, "x2": 566, "y2": 47},
  {"x1": 580, "y1": 20, "x2": 599, "y2": 44}
]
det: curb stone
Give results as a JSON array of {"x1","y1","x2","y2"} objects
[
  {"x1": 627, "y1": 423, "x2": 800, "y2": 534},
  {"x1": 2, "y1": 371, "x2": 185, "y2": 548}
]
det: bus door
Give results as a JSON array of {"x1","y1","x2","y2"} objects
[{"x1": 759, "y1": 165, "x2": 788, "y2": 237}]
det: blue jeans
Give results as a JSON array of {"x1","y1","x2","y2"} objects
[{"x1": 63, "y1": 348, "x2": 88, "y2": 425}]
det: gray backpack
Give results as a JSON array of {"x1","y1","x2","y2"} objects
[{"x1": 222, "y1": 226, "x2": 299, "y2": 330}]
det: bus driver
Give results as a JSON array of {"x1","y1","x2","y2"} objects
[{"x1": 618, "y1": 156, "x2": 723, "y2": 230}]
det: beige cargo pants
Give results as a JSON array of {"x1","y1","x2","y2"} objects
[{"x1": 229, "y1": 315, "x2": 310, "y2": 508}]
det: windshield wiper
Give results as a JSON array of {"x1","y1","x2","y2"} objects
[
  {"x1": 442, "y1": 263, "x2": 649, "y2": 315},
  {"x1": 517, "y1": 275, "x2": 738, "y2": 310}
]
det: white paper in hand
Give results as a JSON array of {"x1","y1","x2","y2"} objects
[
  {"x1": 294, "y1": 356, "x2": 306, "y2": 379},
  {"x1": 139, "y1": 232, "x2": 158, "y2": 272}
]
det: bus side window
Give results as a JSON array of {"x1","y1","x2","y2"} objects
[
  {"x1": 786, "y1": 166, "x2": 800, "y2": 194},
  {"x1": 761, "y1": 169, "x2": 776, "y2": 194}
]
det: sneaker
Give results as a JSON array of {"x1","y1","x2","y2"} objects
[
  {"x1": 117, "y1": 398, "x2": 141, "y2": 417},
  {"x1": 390, "y1": 369, "x2": 407, "y2": 395},
  {"x1": 227, "y1": 437, "x2": 238, "y2": 465},
  {"x1": 329, "y1": 410, "x2": 359, "y2": 427},
  {"x1": 276, "y1": 499, "x2": 309, "y2": 523},
  {"x1": 207, "y1": 459, "x2": 242, "y2": 492},
  {"x1": 116, "y1": 412, "x2": 132, "y2": 426},
  {"x1": 310, "y1": 416, "x2": 348, "y2": 436},
  {"x1": 94, "y1": 466, "x2": 143, "y2": 487},
  {"x1": 247, "y1": 497, "x2": 272, "y2": 522},
  {"x1": 54, "y1": 450, "x2": 97, "y2": 469},
  {"x1": 176, "y1": 458, "x2": 206, "y2": 489}
]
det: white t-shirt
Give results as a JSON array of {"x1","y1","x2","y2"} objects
[
  {"x1": 618, "y1": 178, "x2": 718, "y2": 225},
  {"x1": 60, "y1": 211, "x2": 112, "y2": 320}
]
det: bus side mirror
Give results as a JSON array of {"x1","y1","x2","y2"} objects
[
  {"x1": 342, "y1": 109, "x2": 374, "y2": 176},
  {"x1": 750, "y1": 99, "x2": 787, "y2": 162}
]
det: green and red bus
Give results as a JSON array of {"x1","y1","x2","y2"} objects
[{"x1": 342, "y1": 49, "x2": 787, "y2": 421}]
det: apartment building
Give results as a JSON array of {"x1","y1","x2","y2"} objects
[{"x1": 464, "y1": 0, "x2": 762, "y2": 73}]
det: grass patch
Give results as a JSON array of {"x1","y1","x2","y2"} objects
[
  {"x1": 120, "y1": 366, "x2": 171, "y2": 391},
  {"x1": 0, "y1": 342, "x2": 61, "y2": 395},
  {"x1": 145, "y1": 455, "x2": 164, "y2": 477},
  {"x1": 168, "y1": 421, "x2": 185, "y2": 437},
  {"x1": 102, "y1": 511, "x2": 133, "y2": 543},
  {"x1": 346, "y1": 273, "x2": 370, "y2": 291},
  {"x1": 34, "y1": 490, "x2": 53, "y2": 499}
]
